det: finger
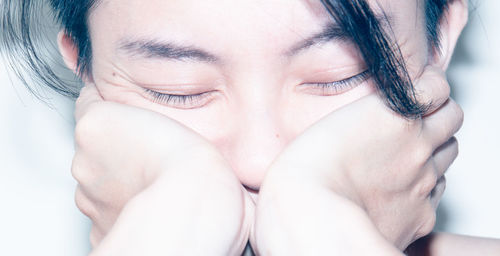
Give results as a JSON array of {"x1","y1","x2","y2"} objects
[
  {"x1": 427, "y1": 136, "x2": 456, "y2": 209},
  {"x1": 413, "y1": 65, "x2": 450, "y2": 116},
  {"x1": 75, "y1": 83, "x2": 104, "y2": 122},
  {"x1": 423, "y1": 99, "x2": 464, "y2": 150},
  {"x1": 429, "y1": 176, "x2": 446, "y2": 210},
  {"x1": 90, "y1": 224, "x2": 105, "y2": 249},
  {"x1": 432, "y1": 136, "x2": 459, "y2": 178},
  {"x1": 74, "y1": 185, "x2": 98, "y2": 220},
  {"x1": 71, "y1": 151, "x2": 92, "y2": 184}
]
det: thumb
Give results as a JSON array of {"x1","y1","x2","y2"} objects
[{"x1": 75, "y1": 83, "x2": 104, "y2": 122}]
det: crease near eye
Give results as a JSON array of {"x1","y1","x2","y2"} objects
[
  {"x1": 144, "y1": 70, "x2": 370, "y2": 109},
  {"x1": 300, "y1": 70, "x2": 371, "y2": 96},
  {"x1": 144, "y1": 88, "x2": 216, "y2": 109}
]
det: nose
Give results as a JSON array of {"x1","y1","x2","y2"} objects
[{"x1": 219, "y1": 104, "x2": 289, "y2": 191}]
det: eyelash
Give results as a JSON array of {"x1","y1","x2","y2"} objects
[
  {"x1": 145, "y1": 89, "x2": 214, "y2": 109},
  {"x1": 145, "y1": 70, "x2": 370, "y2": 108},
  {"x1": 302, "y1": 70, "x2": 370, "y2": 95}
]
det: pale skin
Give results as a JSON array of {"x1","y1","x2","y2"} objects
[{"x1": 58, "y1": 0, "x2": 500, "y2": 254}]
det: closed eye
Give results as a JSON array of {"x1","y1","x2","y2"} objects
[
  {"x1": 144, "y1": 71, "x2": 370, "y2": 108},
  {"x1": 144, "y1": 88, "x2": 217, "y2": 109},
  {"x1": 301, "y1": 70, "x2": 370, "y2": 96}
]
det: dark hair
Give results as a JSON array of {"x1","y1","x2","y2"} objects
[{"x1": 0, "y1": 0, "x2": 450, "y2": 118}]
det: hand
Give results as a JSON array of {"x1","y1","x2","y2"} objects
[
  {"x1": 72, "y1": 83, "x2": 253, "y2": 254},
  {"x1": 253, "y1": 66, "x2": 463, "y2": 254}
]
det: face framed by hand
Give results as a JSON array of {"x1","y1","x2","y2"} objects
[
  {"x1": 51, "y1": 0, "x2": 468, "y2": 253},
  {"x1": 58, "y1": 0, "x2": 465, "y2": 191}
]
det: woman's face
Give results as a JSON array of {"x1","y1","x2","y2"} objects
[{"x1": 86, "y1": 0, "x2": 429, "y2": 192}]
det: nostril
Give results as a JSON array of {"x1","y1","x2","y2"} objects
[
  {"x1": 225, "y1": 152, "x2": 278, "y2": 191},
  {"x1": 244, "y1": 185, "x2": 260, "y2": 203}
]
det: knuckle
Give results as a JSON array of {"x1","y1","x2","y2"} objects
[
  {"x1": 416, "y1": 210, "x2": 436, "y2": 239},
  {"x1": 71, "y1": 154, "x2": 87, "y2": 184},
  {"x1": 417, "y1": 69, "x2": 449, "y2": 105},
  {"x1": 90, "y1": 225, "x2": 103, "y2": 248},
  {"x1": 74, "y1": 106, "x2": 102, "y2": 148},
  {"x1": 440, "y1": 178, "x2": 447, "y2": 198},
  {"x1": 73, "y1": 122, "x2": 87, "y2": 148},
  {"x1": 417, "y1": 69, "x2": 450, "y2": 114},
  {"x1": 416, "y1": 170, "x2": 438, "y2": 198},
  {"x1": 432, "y1": 176, "x2": 447, "y2": 203},
  {"x1": 429, "y1": 81, "x2": 450, "y2": 111},
  {"x1": 71, "y1": 153, "x2": 96, "y2": 186},
  {"x1": 75, "y1": 186, "x2": 97, "y2": 220},
  {"x1": 448, "y1": 137, "x2": 460, "y2": 161},
  {"x1": 437, "y1": 120, "x2": 451, "y2": 141},
  {"x1": 413, "y1": 141, "x2": 434, "y2": 164},
  {"x1": 453, "y1": 139, "x2": 460, "y2": 159},
  {"x1": 416, "y1": 87, "x2": 432, "y2": 106},
  {"x1": 453, "y1": 102, "x2": 465, "y2": 130},
  {"x1": 436, "y1": 77, "x2": 451, "y2": 101}
]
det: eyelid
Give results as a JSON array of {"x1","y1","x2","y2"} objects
[
  {"x1": 143, "y1": 88, "x2": 217, "y2": 109},
  {"x1": 300, "y1": 70, "x2": 370, "y2": 96}
]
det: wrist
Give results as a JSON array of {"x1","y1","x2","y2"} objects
[
  {"x1": 93, "y1": 165, "x2": 249, "y2": 256},
  {"x1": 143, "y1": 140, "x2": 228, "y2": 186},
  {"x1": 256, "y1": 179, "x2": 402, "y2": 255},
  {"x1": 264, "y1": 156, "x2": 364, "y2": 210}
]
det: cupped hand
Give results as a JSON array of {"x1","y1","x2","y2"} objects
[
  {"x1": 253, "y1": 66, "x2": 463, "y2": 254},
  {"x1": 72, "y1": 83, "x2": 253, "y2": 255}
]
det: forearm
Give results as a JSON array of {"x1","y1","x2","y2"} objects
[
  {"x1": 254, "y1": 179, "x2": 404, "y2": 256},
  {"x1": 406, "y1": 232, "x2": 500, "y2": 256},
  {"x1": 91, "y1": 155, "x2": 250, "y2": 256}
]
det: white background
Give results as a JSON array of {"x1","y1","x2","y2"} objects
[{"x1": 1, "y1": 1, "x2": 499, "y2": 255}]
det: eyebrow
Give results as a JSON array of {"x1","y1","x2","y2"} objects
[
  {"x1": 117, "y1": 14, "x2": 392, "y2": 63},
  {"x1": 118, "y1": 39, "x2": 219, "y2": 63},
  {"x1": 285, "y1": 22, "x2": 349, "y2": 57},
  {"x1": 287, "y1": 14, "x2": 393, "y2": 56}
]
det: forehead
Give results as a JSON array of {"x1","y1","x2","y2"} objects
[
  {"x1": 90, "y1": 0, "x2": 329, "y2": 54},
  {"x1": 88, "y1": 0, "x2": 425, "y2": 58}
]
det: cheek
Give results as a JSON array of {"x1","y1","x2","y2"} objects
[
  {"x1": 283, "y1": 81, "x2": 376, "y2": 132},
  {"x1": 92, "y1": 77, "x2": 376, "y2": 190},
  {"x1": 95, "y1": 80, "x2": 230, "y2": 142}
]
